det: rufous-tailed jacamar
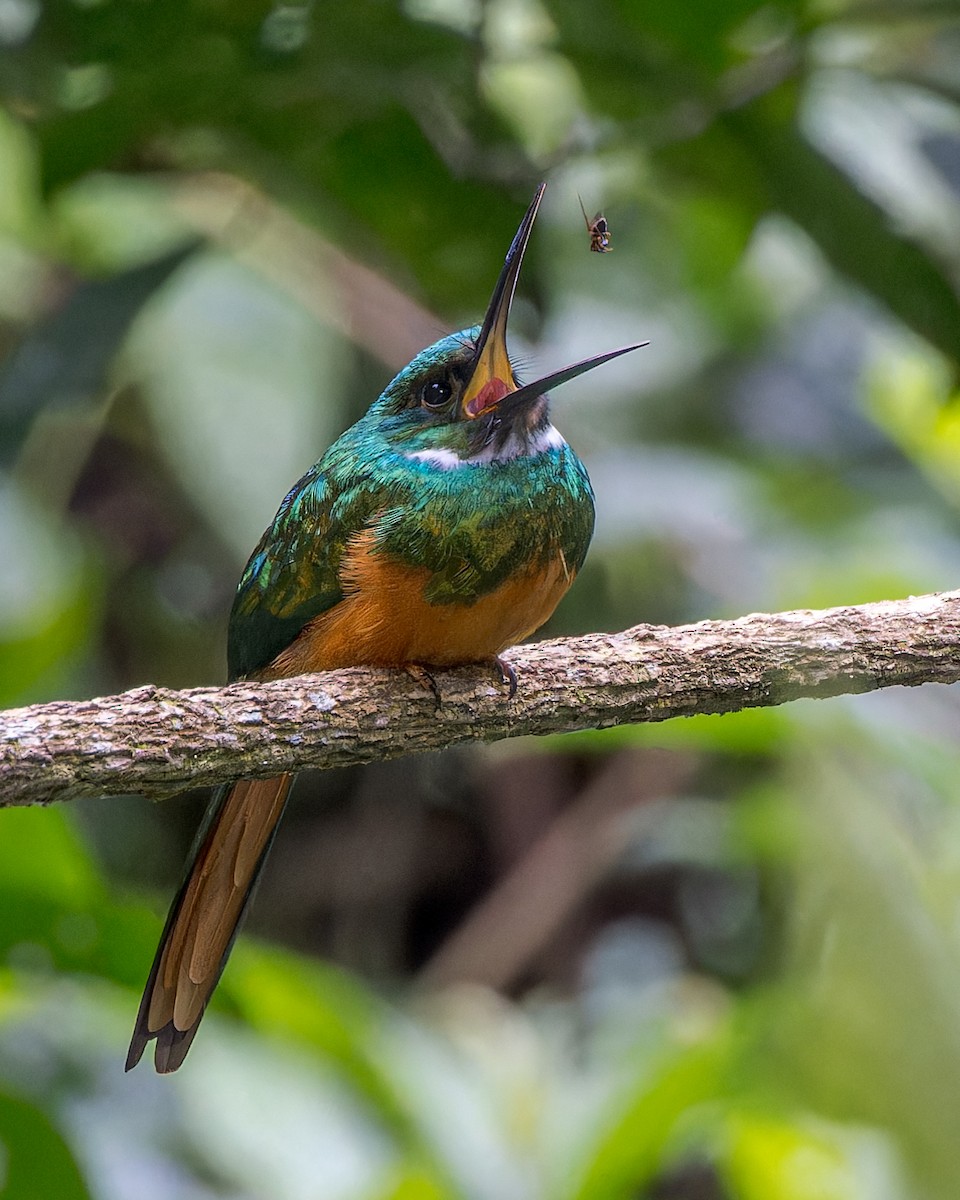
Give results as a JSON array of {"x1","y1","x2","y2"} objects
[{"x1": 127, "y1": 183, "x2": 643, "y2": 1072}]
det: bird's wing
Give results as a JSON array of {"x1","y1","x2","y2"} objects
[{"x1": 226, "y1": 462, "x2": 383, "y2": 680}]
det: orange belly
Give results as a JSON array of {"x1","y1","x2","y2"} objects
[{"x1": 263, "y1": 528, "x2": 573, "y2": 678}]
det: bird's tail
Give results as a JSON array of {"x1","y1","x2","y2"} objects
[{"x1": 125, "y1": 773, "x2": 294, "y2": 1073}]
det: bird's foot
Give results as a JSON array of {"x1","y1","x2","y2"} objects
[
  {"x1": 405, "y1": 663, "x2": 442, "y2": 711},
  {"x1": 492, "y1": 655, "x2": 518, "y2": 699}
]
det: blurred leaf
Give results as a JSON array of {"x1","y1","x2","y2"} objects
[
  {"x1": 654, "y1": 80, "x2": 960, "y2": 362},
  {"x1": 7, "y1": 0, "x2": 529, "y2": 315},
  {"x1": 308, "y1": 106, "x2": 524, "y2": 314},
  {"x1": 743, "y1": 748, "x2": 960, "y2": 1199},
  {"x1": 0, "y1": 1091, "x2": 91, "y2": 1199},
  {"x1": 223, "y1": 946, "x2": 461, "y2": 1191},
  {"x1": 52, "y1": 173, "x2": 198, "y2": 271},
  {"x1": 0, "y1": 806, "x2": 101, "y2": 903},
  {"x1": 865, "y1": 341, "x2": 960, "y2": 506},
  {"x1": 0, "y1": 561, "x2": 96, "y2": 709},
  {"x1": 728, "y1": 95, "x2": 960, "y2": 364},
  {"x1": 0, "y1": 240, "x2": 200, "y2": 460},
  {"x1": 723, "y1": 1114, "x2": 860, "y2": 1200},
  {"x1": 0, "y1": 112, "x2": 43, "y2": 244},
  {"x1": 226, "y1": 949, "x2": 402, "y2": 1116},
  {"x1": 377, "y1": 1162, "x2": 451, "y2": 1200},
  {"x1": 569, "y1": 1033, "x2": 731, "y2": 1200},
  {"x1": 129, "y1": 248, "x2": 346, "y2": 557}
]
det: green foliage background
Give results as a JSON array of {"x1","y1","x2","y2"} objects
[{"x1": 3, "y1": 0, "x2": 960, "y2": 1196}]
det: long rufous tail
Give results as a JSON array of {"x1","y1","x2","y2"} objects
[{"x1": 126, "y1": 773, "x2": 293, "y2": 1073}]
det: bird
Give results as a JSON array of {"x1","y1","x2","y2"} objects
[{"x1": 126, "y1": 182, "x2": 644, "y2": 1073}]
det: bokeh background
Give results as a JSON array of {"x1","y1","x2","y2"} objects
[{"x1": 4, "y1": 1, "x2": 960, "y2": 1196}]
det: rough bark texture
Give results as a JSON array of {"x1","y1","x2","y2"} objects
[{"x1": 3, "y1": 590, "x2": 960, "y2": 808}]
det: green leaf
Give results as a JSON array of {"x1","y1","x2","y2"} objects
[
  {"x1": 0, "y1": 1092, "x2": 91, "y2": 1200},
  {"x1": 568, "y1": 1036, "x2": 730, "y2": 1200},
  {"x1": 746, "y1": 114, "x2": 960, "y2": 361}
]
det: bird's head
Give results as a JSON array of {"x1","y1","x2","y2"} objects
[{"x1": 370, "y1": 183, "x2": 644, "y2": 464}]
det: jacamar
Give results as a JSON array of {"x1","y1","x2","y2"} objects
[{"x1": 126, "y1": 183, "x2": 643, "y2": 1072}]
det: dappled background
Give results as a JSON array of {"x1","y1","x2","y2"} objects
[{"x1": 3, "y1": 0, "x2": 960, "y2": 1196}]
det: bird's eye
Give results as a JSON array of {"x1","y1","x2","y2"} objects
[{"x1": 421, "y1": 379, "x2": 452, "y2": 410}]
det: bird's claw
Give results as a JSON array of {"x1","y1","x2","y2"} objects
[
  {"x1": 405, "y1": 663, "x2": 442, "y2": 711},
  {"x1": 494, "y1": 656, "x2": 518, "y2": 699}
]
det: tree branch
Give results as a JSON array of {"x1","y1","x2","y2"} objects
[{"x1": 3, "y1": 590, "x2": 959, "y2": 808}]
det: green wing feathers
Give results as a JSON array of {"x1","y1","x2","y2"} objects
[{"x1": 227, "y1": 465, "x2": 379, "y2": 680}]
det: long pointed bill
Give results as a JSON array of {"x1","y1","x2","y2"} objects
[
  {"x1": 498, "y1": 342, "x2": 648, "y2": 416},
  {"x1": 462, "y1": 183, "x2": 646, "y2": 419},
  {"x1": 462, "y1": 183, "x2": 546, "y2": 419}
]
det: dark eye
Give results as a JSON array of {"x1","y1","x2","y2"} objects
[{"x1": 421, "y1": 379, "x2": 452, "y2": 410}]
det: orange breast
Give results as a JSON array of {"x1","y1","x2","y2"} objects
[{"x1": 263, "y1": 527, "x2": 574, "y2": 678}]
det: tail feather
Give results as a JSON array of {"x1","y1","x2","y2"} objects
[{"x1": 126, "y1": 773, "x2": 293, "y2": 1073}]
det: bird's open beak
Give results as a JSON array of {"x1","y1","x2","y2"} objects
[{"x1": 461, "y1": 182, "x2": 646, "y2": 421}]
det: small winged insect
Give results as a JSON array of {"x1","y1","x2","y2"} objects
[{"x1": 578, "y1": 196, "x2": 611, "y2": 253}]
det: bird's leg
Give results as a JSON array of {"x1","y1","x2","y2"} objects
[
  {"x1": 405, "y1": 663, "x2": 442, "y2": 710},
  {"x1": 492, "y1": 655, "x2": 518, "y2": 699}
]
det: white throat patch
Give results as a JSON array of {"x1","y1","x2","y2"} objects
[{"x1": 406, "y1": 423, "x2": 566, "y2": 471}]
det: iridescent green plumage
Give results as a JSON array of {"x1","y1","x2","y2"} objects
[{"x1": 228, "y1": 329, "x2": 595, "y2": 680}]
